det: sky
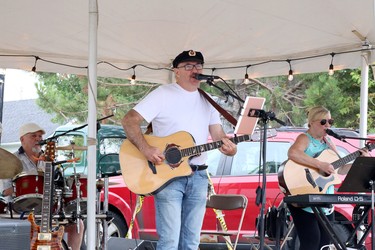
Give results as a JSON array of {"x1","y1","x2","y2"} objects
[{"x1": 1, "y1": 68, "x2": 38, "y2": 102}]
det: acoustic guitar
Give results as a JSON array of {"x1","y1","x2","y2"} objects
[
  {"x1": 29, "y1": 141, "x2": 65, "y2": 250},
  {"x1": 278, "y1": 143, "x2": 375, "y2": 196},
  {"x1": 120, "y1": 130, "x2": 275, "y2": 195}
]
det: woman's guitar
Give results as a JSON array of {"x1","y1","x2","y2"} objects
[
  {"x1": 278, "y1": 143, "x2": 375, "y2": 196},
  {"x1": 120, "y1": 130, "x2": 275, "y2": 195},
  {"x1": 29, "y1": 141, "x2": 65, "y2": 250}
]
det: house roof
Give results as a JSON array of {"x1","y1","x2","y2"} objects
[{"x1": 1, "y1": 99, "x2": 60, "y2": 144}]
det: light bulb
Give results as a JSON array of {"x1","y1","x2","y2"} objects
[
  {"x1": 244, "y1": 73, "x2": 250, "y2": 84},
  {"x1": 288, "y1": 70, "x2": 294, "y2": 81},
  {"x1": 328, "y1": 64, "x2": 334, "y2": 76},
  {"x1": 130, "y1": 74, "x2": 136, "y2": 84}
]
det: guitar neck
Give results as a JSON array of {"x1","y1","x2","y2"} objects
[
  {"x1": 40, "y1": 162, "x2": 54, "y2": 233},
  {"x1": 180, "y1": 134, "x2": 251, "y2": 157},
  {"x1": 332, "y1": 144, "x2": 374, "y2": 169}
]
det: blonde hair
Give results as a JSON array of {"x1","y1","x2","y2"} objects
[{"x1": 306, "y1": 106, "x2": 330, "y2": 127}]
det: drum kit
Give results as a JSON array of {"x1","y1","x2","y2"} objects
[
  {"x1": 0, "y1": 145, "x2": 91, "y2": 217},
  {"x1": 0, "y1": 144, "x2": 117, "y2": 250},
  {"x1": 0, "y1": 145, "x2": 117, "y2": 249}
]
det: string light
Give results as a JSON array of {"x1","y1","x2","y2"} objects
[
  {"x1": 328, "y1": 52, "x2": 335, "y2": 76},
  {"x1": 31, "y1": 56, "x2": 39, "y2": 72},
  {"x1": 244, "y1": 65, "x2": 251, "y2": 84},
  {"x1": 130, "y1": 66, "x2": 136, "y2": 84},
  {"x1": 1, "y1": 47, "x2": 372, "y2": 81},
  {"x1": 287, "y1": 59, "x2": 293, "y2": 81}
]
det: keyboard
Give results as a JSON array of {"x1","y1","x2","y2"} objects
[{"x1": 283, "y1": 193, "x2": 373, "y2": 206}]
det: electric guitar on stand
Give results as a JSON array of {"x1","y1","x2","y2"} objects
[{"x1": 29, "y1": 141, "x2": 65, "y2": 250}]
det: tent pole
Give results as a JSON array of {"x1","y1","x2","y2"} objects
[
  {"x1": 87, "y1": 0, "x2": 98, "y2": 249},
  {"x1": 359, "y1": 45, "x2": 370, "y2": 148}
]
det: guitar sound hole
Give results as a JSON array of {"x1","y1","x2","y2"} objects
[{"x1": 165, "y1": 147, "x2": 182, "y2": 165}]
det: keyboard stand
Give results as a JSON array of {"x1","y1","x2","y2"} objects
[
  {"x1": 310, "y1": 206, "x2": 347, "y2": 250},
  {"x1": 338, "y1": 157, "x2": 375, "y2": 250},
  {"x1": 284, "y1": 193, "x2": 373, "y2": 249}
]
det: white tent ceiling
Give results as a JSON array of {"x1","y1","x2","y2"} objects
[
  {"x1": 2, "y1": 1, "x2": 375, "y2": 249},
  {"x1": 1, "y1": 0, "x2": 375, "y2": 83}
]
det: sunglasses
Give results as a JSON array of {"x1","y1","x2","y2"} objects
[{"x1": 320, "y1": 119, "x2": 334, "y2": 125}]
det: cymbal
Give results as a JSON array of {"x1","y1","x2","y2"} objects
[
  {"x1": 0, "y1": 148, "x2": 22, "y2": 179},
  {"x1": 56, "y1": 145, "x2": 88, "y2": 151}
]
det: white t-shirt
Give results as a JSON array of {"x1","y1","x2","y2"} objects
[{"x1": 134, "y1": 83, "x2": 221, "y2": 165}]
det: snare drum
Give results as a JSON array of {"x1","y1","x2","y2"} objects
[
  {"x1": 64, "y1": 175, "x2": 87, "y2": 214},
  {"x1": 12, "y1": 172, "x2": 44, "y2": 213}
]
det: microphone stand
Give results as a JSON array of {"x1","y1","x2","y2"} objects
[
  {"x1": 206, "y1": 78, "x2": 286, "y2": 250},
  {"x1": 38, "y1": 114, "x2": 114, "y2": 145},
  {"x1": 248, "y1": 109, "x2": 285, "y2": 250},
  {"x1": 203, "y1": 78, "x2": 286, "y2": 249}
]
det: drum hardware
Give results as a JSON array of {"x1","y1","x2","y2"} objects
[
  {"x1": 89, "y1": 174, "x2": 112, "y2": 250},
  {"x1": 0, "y1": 148, "x2": 22, "y2": 179}
]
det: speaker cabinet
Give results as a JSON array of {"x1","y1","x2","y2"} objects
[
  {"x1": 107, "y1": 237, "x2": 154, "y2": 250},
  {"x1": 0, "y1": 218, "x2": 31, "y2": 250}
]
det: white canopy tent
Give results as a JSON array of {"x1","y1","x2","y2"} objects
[
  {"x1": 1, "y1": 1, "x2": 375, "y2": 249},
  {"x1": 1, "y1": 1, "x2": 374, "y2": 82}
]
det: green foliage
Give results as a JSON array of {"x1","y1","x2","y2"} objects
[
  {"x1": 34, "y1": 68, "x2": 375, "y2": 132},
  {"x1": 35, "y1": 72, "x2": 158, "y2": 125}
]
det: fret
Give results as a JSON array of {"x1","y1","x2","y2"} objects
[
  {"x1": 180, "y1": 134, "x2": 252, "y2": 158},
  {"x1": 331, "y1": 144, "x2": 375, "y2": 169}
]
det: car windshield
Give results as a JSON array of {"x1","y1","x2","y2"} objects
[{"x1": 231, "y1": 141, "x2": 291, "y2": 175}]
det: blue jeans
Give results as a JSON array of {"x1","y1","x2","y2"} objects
[{"x1": 154, "y1": 170, "x2": 208, "y2": 250}]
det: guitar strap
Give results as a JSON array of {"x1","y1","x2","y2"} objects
[
  {"x1": 197, "y1": 88, "x2": 238, "y2": 126},
  {"x1": 323, "y1": 136, "x2": 340, "y2": 156},
  {"x1": 126, "y1": 195, "x2": 145, "y2": 239}
]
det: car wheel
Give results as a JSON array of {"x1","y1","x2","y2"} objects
[
  {"x1": 107, "y1": 210, "x2": 128, "y2": 238},
  {"x1": 80, "y1": 211, "x2": 128, "y2": 250}
]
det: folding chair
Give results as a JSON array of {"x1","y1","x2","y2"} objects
[{"x1": 201, "y1": 194, "x2": 248, "y2": 250}]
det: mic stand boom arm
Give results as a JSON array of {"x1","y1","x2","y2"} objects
[
  {"x1": 204, "y1": 79, "x2": 245, "y2": 103},
  {"x1": 39, "y1": 114, "x2": 114, "y2": 145}
]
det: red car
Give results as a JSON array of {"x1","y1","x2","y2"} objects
[{"x1": 102, "y1": 127, "x2": 373, "y2": 249}]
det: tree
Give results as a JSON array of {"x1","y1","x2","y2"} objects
[
  {"x1": 35, "y1": 72, "x2": 159, "y2": 125},
  {"x1": 35, "y1": 69, "x2": 375, "y2": 132}
]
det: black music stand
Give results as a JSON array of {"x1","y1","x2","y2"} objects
[{"x1": 338, "y1": 157, "x2": 375, "y2": 249}]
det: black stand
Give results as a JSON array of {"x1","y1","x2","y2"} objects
[
  {"x1": 249, "y1": 110, "x2": 286, "y2": 250},
  {"x1": 338, "y1": 157, "x2": 375, "y2": 250},
  {"x1": 203, "y1": 78, "x2": 286, "y2": 249}
]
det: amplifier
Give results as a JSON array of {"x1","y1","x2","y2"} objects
[
  {"x1": 107, "y1": 237, "x2": 154, "y2": 250},
  {"x1": 0, "y1": 218, "x2": 30, "y2": 250}
]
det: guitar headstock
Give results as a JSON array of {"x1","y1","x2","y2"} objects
[{"x1": 45, "y1": 141, "x2": 56, "y2": 162}]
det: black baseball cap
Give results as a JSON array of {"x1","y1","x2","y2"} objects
[{"x1": 172, "y1": 50, "x2": 204, "y2": 68}]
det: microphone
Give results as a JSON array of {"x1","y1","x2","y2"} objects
[
  {"x1": 193, "y1": 73, "x2": 220, "y2": 81},
  {"x1": 38, "y1": 139, "x2": 49, "y2": 145},
  {"x1": 326, "y1": 129, "x2": 346, "y2": 142}
]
